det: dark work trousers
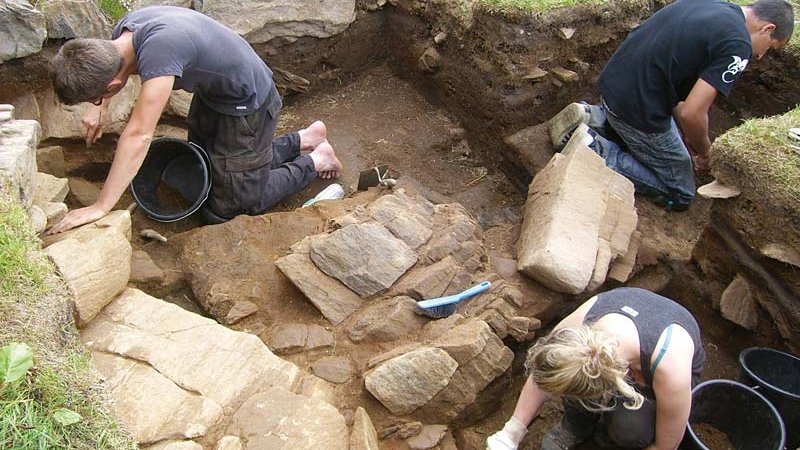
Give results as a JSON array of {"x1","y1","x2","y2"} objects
[
  {"x1": 559, "y1": 392, "x2": 656, "y2": 449},
  {"x1": 186, "y1": 95, "x2": 317, "y2": 224}
]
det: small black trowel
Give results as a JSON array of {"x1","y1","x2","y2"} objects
[{"x1": 357, "y1": 165, "x2": 396, "y2": 191}]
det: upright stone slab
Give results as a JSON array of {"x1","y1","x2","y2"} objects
[
  {"x1": 517, "y1": 146, "x2": 635, "y2": 294},
  {"x1": 0, "y1": 0, "x2": 46, "y2": 63},
  {"x1": 45, "y1": 222, "x2": 131, "y2": 326},
  {"x1": 720, "y1": 275, "x2": 758, "y2": 330},
  {"x1": 350, "y1": 407, "x2": 380, "y2": 450},
  {"x1": 0, "y1": 118, "x2": 40, "y2": 208}
]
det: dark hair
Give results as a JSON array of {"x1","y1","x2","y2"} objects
[
  {"x1": 750, "y1": 0, "x2": 795, "y2": 41},
  {"x1": 50, "y1": 39, "x2": 123, "y2": 105}
]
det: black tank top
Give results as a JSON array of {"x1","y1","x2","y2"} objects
[{"x1": 583, "y1": 287, "x2": 705, "y2": 387}]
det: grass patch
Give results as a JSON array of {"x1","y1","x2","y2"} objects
[
  {"x1": 0, "y1": 197, "x2": 48, "y2": 300},
  {"x1": 478, "y1": 0, "x2": 604, "y2": 12},
  {"x1": 0, "y1": 189, "x2": 135, "y2": 450},
  {"x1": 714, "y1": 105, "x2": 800, "y2": 205}
]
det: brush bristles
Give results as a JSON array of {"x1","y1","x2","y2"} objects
[{"x1": 415, "y1": 303, "x2": 457, "y2": 319}]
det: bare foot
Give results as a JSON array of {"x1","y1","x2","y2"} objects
[
  {"x1": 298, "y1": 120, "x2": 328, "y2": 152},
  {"x1": 309, "y1": 141, "x2": 342, "y2": 179}
]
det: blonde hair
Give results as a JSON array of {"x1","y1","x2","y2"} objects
[{"x1": 525, "y1": 325, "x2": 644, "y2": 412}]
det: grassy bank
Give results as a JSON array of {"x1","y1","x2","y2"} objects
[{"x1": 0, "y1": 189, "x2": 134, "y2": 450}]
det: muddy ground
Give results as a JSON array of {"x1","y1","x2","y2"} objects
[{"x1": 24, "y1": 1, "x2": 800, "y2": 449}]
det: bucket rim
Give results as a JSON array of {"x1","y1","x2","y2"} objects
[
  {"x1": 130, "y1": 138, "x2": 211, "y2": 222},
  {"x1": 739, "y1": 347, "x2": 800, "y2": 400},
  {"x1": 686, "y1": 379, "x2": 786, "y2": 450}
]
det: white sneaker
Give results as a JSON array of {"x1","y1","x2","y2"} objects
[
  {"x1": 560, "y1": 123, "x2": 594, "y2": 156},
  {"x1": 549, "y1": 103, "x2": 590, "y2": 151}
]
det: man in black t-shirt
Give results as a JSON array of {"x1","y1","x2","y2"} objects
[
  {"x1": 549, "y1": 0, "x2": 793, "y2": 211},
  {"x1": 47, "y1": 6, "x2": 343, "y2": 234}
]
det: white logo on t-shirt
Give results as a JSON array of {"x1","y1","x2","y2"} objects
[
  {"x1": 722, "y1": 56, "x2": 749, "y2": 83},
  {"x1": 621, "y1": 305, "x2": 639, "y2": 317}
]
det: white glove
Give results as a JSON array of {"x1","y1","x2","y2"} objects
[{"x1": 486, "y1": 417, "x2": 528, "y2": 450}]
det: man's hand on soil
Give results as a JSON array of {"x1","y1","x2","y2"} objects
[{"x1": 45, "y1": 204, "x2": 109, "y2": 235}]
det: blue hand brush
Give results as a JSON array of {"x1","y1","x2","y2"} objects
[{"x1": 415, "y1": 281, "x2": 492, "y2": 319}]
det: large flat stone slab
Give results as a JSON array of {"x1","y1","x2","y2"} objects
[{"x1": 81, "y1": 289, "x2": 302, "y2": 443}]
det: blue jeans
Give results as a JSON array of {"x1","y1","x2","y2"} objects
[{"x1": 584, "y1": 102, "x2": 695, "y2": 208}]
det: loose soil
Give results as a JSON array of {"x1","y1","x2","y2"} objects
[{"x1": 693, "y1": 422, "x2": 735, "y2": 450}]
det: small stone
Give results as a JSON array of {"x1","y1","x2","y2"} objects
[
  {"x1": 268, "y1": 323, "x2": 308, "y2": 354},
  {"x1": 42, "y1": 202, "x2": 67, "y2": 228},
  {"x1": 68, "y1": 178, "x2": 100, "y2": 206},
  {"x1": 419, "y1": 47, "x2": 442, "y2": 73},
  {"x1": 311, "y1": 356, "x2": 353, "y2": 384},
  {"x1": 379, "y1": 421, "x2": 423, "y2": 440},
  {"x1": 306, "y1": 324, "x2": 334, "y2": 350},
  {"x1": 28, "y1": 205, "x2": 47, "y2": 234},
  {"x1": 522, "y1": 67, "x2": 548, "y2": 82},
  {"x1": 508, "y1": 316, "x2": 531, "y2": 342},
  {"x1": 407, "y1": 425, "x2": 448, "y2": 449},
  {"x1": 434, "y1": 31, "x2": 447, "y2": 44},
  {"x1": 0, "y1": 111, "x2": 13, "y2": 122},
  {"x1": 697, "y1": 179, "x2": 741, "y2": 199},
  {"x1": 760, "y1": 243, "x2": 800, "y2": 268},
  {"x1": 215, "y1": 436, "x2": 242, "y2": 450},
  {"x1": 36, "y1": 145, "x2": 66, "y2": 177},
  {"x1": 224, "y1": 301, "x2": 258, "y2": 325},
  {"x1": 130, "y1": 250, "x2": 165, "y2": 283},
  {"x1": 550, "y1": 67, "x2": 578, "y2": 83},
  {"x1": 558, "y1": 27, "x2": 576, "y2": 39}
]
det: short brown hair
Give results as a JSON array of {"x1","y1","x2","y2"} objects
[{"x1": 50, "y1": 39, "x2": 123, "y2": 105}]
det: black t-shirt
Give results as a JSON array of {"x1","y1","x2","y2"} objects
[
  {"x1": 112, "y1": 6, "x2": 280, "y2": 117},
  {"x1": 599, "y1": 0, "x2": 752, "y2": 133}
]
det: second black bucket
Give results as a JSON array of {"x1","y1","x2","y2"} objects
[
  {"x1": 682, "y1": 379, "x2": 785, "y2": 450},
  {"x1": 130, "y1": 138, "x2": 211, "y2": 222},
  {"x1": 739, "y1": 347, "x2": 800, "y2": 449}
]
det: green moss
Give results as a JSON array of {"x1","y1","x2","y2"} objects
[
  {"x1": 96, "y1": 0, "x2": 129, "y2": 21},
  {"x1": 714, "y1": 105, "x2": 800, "y2": 205}
]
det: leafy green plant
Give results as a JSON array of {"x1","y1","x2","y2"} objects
[{"x1": 0, "y1": 342, "x2": 34, "y2": 388}]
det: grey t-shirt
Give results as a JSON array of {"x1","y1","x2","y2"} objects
[{"x1": 112, "y1": 6, "x2": 280, "y2": 117}]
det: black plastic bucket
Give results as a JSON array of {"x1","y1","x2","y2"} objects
[
  {"x1": 682, "y1": 379, "x2": 785, "y2": 450},
  {"x1": 130, "y1": 138, "x2": 211, "y2": 222},
  {"x1": 739, "y1": 347, "x2": 800, "y2": 449}
]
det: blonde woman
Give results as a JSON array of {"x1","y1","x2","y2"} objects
[{"x1": 487, "y1": 287, "x2": 705, "y2": 450}]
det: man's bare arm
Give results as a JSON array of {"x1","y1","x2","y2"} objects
[{"x1": 47, "y1": 76, "x2": 174, "y2": 234}]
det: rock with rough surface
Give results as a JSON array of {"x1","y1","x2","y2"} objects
[
  {"x1": 36, "y1": 145, "x2": 66, "y2": 177},
  {"x1": 45, "y1": 225, "x2": 131, "y2": 326},
  {"x1": 228, "y1": 387, "x2": 348, "y2": 450},
  {"x1": 407, "y1": 425, "x2": 448, "y2": 449},
  {"x1": 130, "y1": 250, "x2": 166, "y2": 284},
  {"x1": 275, "y1": 249, "x2": 363, "y2": 325},
  {"x1": 0, "y1": 119, "x2": 40, "y2": 208},
  {"x1": 41, "y1": 0, "x2": 111, "y2": 39},
  {"x1": 720, "y1": 275, "x2": 758, "y2": 330},
  {"x1": 350, "y1": 407, "x2": 379, "y2": 450},
  {"x1": 311, "y1": 356, "x2": 353, "y2": 384},
  {"x1": 0, "y1": 0, "x2": 46, "y2": 63},
  {"x1": 81, "y1": 289, "x2": 302, "y2": 444},
  {"x1": 145, "y1": 440, "x2": 204, "y2": 450},
  {"x1": 310, "y1": 222, "x2": 418, "y2": 297},
  {"x1": 38, "y1": 77, "x2": 141, "y2": 140},
  {"x1": 42, "y1": 210, "x2": 132, "y2": 247},
  {"x1": 33, "y1": 172, "x2": 69, "y2": 204},
  {"x1": 517, "y1": 145, "x2": 636, "y2": 294},
  {"x1": 167, "y1": 91, "x2": 194, "y2": 118},
  {"x1": 348, "y1": 296, "x2": 427, "y2": 343},
  {"x1": 365, "y1": 347, "x2": 458, "y2": 415},
  {"x1": 68, "y1": 178, "x2": 101, "y2": 207},
  {"x1": 203, "y1": 0, "x2": 356, "y2": 44},
  {"x1": 215, "y1": 436, "x2": 242, "y2": 450}
]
